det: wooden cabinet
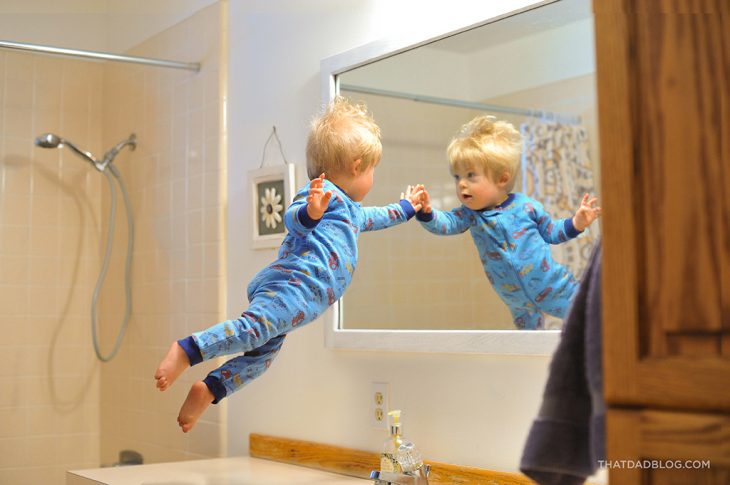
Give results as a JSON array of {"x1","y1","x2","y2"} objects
[{"x1": 595, "y1": 1, "x2": 730, "y2": 483}]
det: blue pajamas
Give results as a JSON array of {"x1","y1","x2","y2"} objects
[
  {"x1": 180, "y1": 179, "x2": 415, "y2": 402},
  {"x1": 417, "y1": 193, "x2": 581, "y2": 330}
]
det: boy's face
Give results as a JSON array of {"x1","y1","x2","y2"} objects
[
  {"x1": 348, "y1": 162, "x2": 376, "y2": 202},
  {"x1": 451, "y1": 165, "x2": 508, "y2": 210}
]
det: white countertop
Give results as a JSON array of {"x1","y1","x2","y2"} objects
[{"x1": 67, "y1": 456, "x2": 371, "y2": 485}]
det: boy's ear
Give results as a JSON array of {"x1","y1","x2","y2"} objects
[
  {"x1": 497, "y1": 171, "x2": 510, "y2": 187},
  {"x1": 351, "y1": 158, "x2": 362, "y2": 175}
]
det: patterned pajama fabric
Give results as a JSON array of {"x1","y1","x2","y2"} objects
[
  {"x1": 520, "y1": 120, "x2": 599, "y2": 279},
  {"x1": 193, "y1": 179, "x2": 413, "y2": 398},
  {"x1": 420, "y1": 193, "x2": 579, "y2": 330}
]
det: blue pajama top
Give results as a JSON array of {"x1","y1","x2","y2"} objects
[
  {"x1": 180, "y1": 178, "x2": 415, "y2": 402},
  {"x1": 417, "y1": 193, "x2": 581, "y2": 319},
  {"x1": 245, "y1": 178, "x2": 416, "y2": 315}
]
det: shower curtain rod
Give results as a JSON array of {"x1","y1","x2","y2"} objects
[
  {"x1": 0, "y1": 40, "x2": 200, "y2": 72},
  {"x1": 340, "y1": 83, "x2": 580, "y2": 124}
]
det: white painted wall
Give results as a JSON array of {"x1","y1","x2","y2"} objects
[
  {"x1": 104, "y1": 0, "x2": 218, "y2": 52},
  {"x1": 0, "y1": 0, "x2": 216, "y2": 53},
  {"x1": 226, "y1": 0, "x2": 551, "y2": 472},
  {"x1": 0, "y1": 0, "x2": 107, "y2": 51}
]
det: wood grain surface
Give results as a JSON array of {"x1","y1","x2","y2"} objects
[{"x1": 249, "y1": 433, "x2": 536, "y2": 484}]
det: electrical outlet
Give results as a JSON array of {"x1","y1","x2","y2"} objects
[{"x1": 371, "y1": 382, "x2": 389, "y2": 428}]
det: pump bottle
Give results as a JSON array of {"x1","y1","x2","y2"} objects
[{"x1": 380, "y1": 410, "x2": 403, "y2": 473}]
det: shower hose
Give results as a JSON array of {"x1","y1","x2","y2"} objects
[{"x1": 91, "y1": 163, "x2": 134, "y2": 362}]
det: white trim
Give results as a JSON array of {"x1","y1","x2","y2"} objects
[
  {"x1": 320, "y1": 1, "x2": 564, "y2": 356},
  {"x1": 324, "y1": 305, "x2": 561, "y2": 355}
]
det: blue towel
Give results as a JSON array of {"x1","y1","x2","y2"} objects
[{"x1": 520, "y1": 242, "x2": 605, "y2": 484}]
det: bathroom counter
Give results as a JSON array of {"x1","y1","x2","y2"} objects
[{"x1": 66, "y1": 456, "x2": 370, "y2": 485}]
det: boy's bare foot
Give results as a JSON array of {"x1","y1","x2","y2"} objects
[
  {"x1": 177, "y1": 381, "x2": 214, "y2": 433},
  {"x1": 154, "y1": 342, "x2": 190, "y2": 391}
]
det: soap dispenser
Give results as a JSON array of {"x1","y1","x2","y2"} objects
[
  {"x1": 381, "y1": 410, "x2": 424, "y2": 475},
  {"x1": 380, "y1": 410, "x2": 404, "y2": 473}
]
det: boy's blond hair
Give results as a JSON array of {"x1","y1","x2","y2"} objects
[
  {"x1": 306, "y1": 96, "x2": 382, "y2": 179},
  {"x1": 447, "y1": 115, "x2": 522, "y2": 192}
]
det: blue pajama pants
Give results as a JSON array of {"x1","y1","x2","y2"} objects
[
  {"x1": 188, "y1": 277, "x2": 326, "y2": 401},
  {"x1": 499, "y1": 275, "x2": 578, "y2": 330}
]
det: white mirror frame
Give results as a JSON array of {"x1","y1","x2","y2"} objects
[{"x1": 320, "y1": 2, "x2": 561, "y2": 355}]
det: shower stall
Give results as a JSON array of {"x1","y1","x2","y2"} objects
[{"x1": 0, "y1": 4, "x2": 227, "y2": 484}]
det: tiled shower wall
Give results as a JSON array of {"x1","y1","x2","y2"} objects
[
  {"x1": 0, "y1": 3, "x2": 226, "y2": 484},
  {"x1": 98, "y1": 2, "x2": 227, "y2": 466},
  {"x1": 0, "y1": 50, "x2": 104, "y2": 485}
]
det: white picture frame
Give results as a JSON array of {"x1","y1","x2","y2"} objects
[{"x1": 250, "y1": 163, "x2": 296, "y2": 249}]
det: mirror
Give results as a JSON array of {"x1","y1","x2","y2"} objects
[{"x1": 320, "y1": 0, "x2": 599, "y2": 354}]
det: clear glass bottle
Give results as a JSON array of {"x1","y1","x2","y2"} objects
[
  {"x1": 380, "y1": 410, "x2": 403, "y2": 473},
  {"x1": 396, "y1": 439, "x2": 423, "y2": 473}
]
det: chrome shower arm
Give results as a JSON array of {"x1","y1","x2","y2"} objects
[
  {"x1": 62, "y1": 140, "x2": 100, "y2": 169},
  {"x1": 100, "y1": 133, "x2": 137, "y2": 169}
]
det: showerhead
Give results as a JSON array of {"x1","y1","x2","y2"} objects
[
  {"x1": 35, "y1": 133, "x2": 63, "y2": 149},
  {"x1": 34, "y1": 132, "x2": 137, "y2": 172},
  {"x1": 35, "y1": 132, "x2": 99, "y2": 168}
]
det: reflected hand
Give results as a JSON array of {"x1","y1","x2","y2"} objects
[
  {"x1": 420, "y1": 186, "x2": 432, "y2": 214},
  {"x1": 306, "y1": 173, "x2": 332, "y2": 220},
  {"x1": 401, "y1": 184, "x2": 425, "y2": 212},
  {"x1": 572, "y1": 193, "x2": 601, "y2": 231}
]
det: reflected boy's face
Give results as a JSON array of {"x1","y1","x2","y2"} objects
[
  {"x1": 348, "y1": 162, "x2": 376, "y2": 202},
  {"x1": 451, "y1": 165, "x2": 508, "y2": 211}
]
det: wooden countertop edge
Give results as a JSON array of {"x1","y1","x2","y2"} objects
[{"x1": 249, "y1": 433, "x2": 536, "y2": 484}]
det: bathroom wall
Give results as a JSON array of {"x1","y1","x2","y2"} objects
[
  {"x1": 0, "y1": 2, "x2": 225, "y2": 484},
  {"x1": 226, "y1": 0, "x2": 550, "y2": 473},
  {"x1": 0, "y1": 0, "x2": 581, "y2": 480},
  {"x1": 98, "y1": 2, "x2": 227, "y2": 466},
  {"x1": 0, "y1": 50, "x2": 104, "y2": 485}
]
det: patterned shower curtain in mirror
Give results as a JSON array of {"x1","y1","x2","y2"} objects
[{"x1": 520, "y1": 119, "x2": 599, "y2": 281}]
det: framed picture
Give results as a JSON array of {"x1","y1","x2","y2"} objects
[{"x1": 250, "y1": 163, "x2": 297, "y2": 249}]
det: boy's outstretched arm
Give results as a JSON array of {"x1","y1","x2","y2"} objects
[
  {"x1": 284, "y1": 173, "x2": 332, "y2": 237},
  {"x1": 531, "y1": 194, "x2": 599, "y2": 244},
  {"x1": 572, "y1": 193, "x2": 602, "y2": 231},
  {"x1": 415, "y1": 186, "x2": 473, "y2": 236},
  {"x1": 359, "y1": 183, "x2": 425, "y2": 232}
]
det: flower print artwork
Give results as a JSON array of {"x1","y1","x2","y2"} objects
[
  {"x1": 250, "y1": 163, "x2": 296, "y2": 249},
  {"x1": 260, "y1": 187, "x2": 284, "y2": 229}
]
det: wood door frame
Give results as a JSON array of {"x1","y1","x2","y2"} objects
[{"x1": 596, "y1": 2, "x2": 730, "y2": 411}]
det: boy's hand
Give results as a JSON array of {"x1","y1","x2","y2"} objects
[
  {"x1": 401, "y1": 184, "x2": 425, "y2": 212},
  {"x1": 572, "y1": 193, "x2": 601, "y2": 231},
  {"x1": 306, "y1": 173, "x2": 332, "y2": 220},
  {"x1": 419, "y1": 186, "x2": 432, "y2": 214}
]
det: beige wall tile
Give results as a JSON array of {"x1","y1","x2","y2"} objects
[
  {"x1": 5, "y1": 53, "x2": 34, "y2": 80},
  {"x1": 99, "y1": 2, "x2": 225, "y2": 466},
  {"x1": 0, "y1": 226, "x2": 30, "y2": 255},
  {"x1": 1, "y1": 6, "x2": 224, "y2": 483}
]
